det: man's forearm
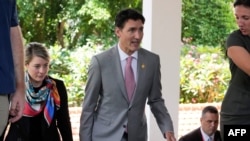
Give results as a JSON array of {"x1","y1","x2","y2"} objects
[{"x1": 10, "y1": 26, "x2": 25, "y2": 92}]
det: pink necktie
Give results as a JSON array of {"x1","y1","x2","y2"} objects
[{"x1": 125, "y1": 56, "x2": 136, "y2": 101}]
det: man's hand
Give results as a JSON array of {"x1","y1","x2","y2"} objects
[
  {"x1": 10, "y1": 26, "x2": 25, "y2": 123},
  {"x1": 165, "y1": 131, "x2": 176, "y2": 141},
  {"x1": 9, "y1": 88, "x2": 25, "y2": 123}
]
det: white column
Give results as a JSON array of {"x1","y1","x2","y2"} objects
[{"x1": 143, "y1": 0, "x2": 181, "y2": 140}]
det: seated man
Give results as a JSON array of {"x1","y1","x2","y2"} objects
[{"x1": 179, "y1": 105, "x2": 221, "y2": 141}]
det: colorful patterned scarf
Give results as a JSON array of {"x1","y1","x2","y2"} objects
[{"x1": 23, "y1": 72, "x2": 60, "y2": 126}]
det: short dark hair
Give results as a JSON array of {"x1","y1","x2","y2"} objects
[
  {"x1": 201, "y1": 106, "x2": 218, "y2": 117},
  {"x1": 115, "y1": 8, "x2": 145, "y2": 29},
  {"x1": 234, "y1": 0, "x2": 250, "y2": 7}
]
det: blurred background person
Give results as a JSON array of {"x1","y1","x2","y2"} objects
[{"x1": 178, "y1": 106, "x2": 221, "y2": 141}]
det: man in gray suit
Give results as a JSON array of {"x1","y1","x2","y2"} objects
[{"x1": 79, "y1": 8, "x2": 176, "y2": 141}]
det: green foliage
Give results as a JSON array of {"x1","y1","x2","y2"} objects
[
  {"x1": 48, "y1": 41, "x2": 104, "y2": 106},
  {"x1": 17, "y1": 1, "x2": 236, "y2": 105},
  {"x1": 17, "y1": 0, "x2": 68, "y2": 45},
  {"x1": 17, "y1": 0, "x2": 141, "y2": 49},
  {"x1": 182, "y1": 0, "x2": 237, "y2": 47},
  {"x1": 17, "y1": 0, "x2": 142, "y2": 106},
  {"x1": 180, "y1": 45, "x2": 230, "y2": 103},
  {"x1": 48, "y1": 41, "x2": 231, "y2": 105}
]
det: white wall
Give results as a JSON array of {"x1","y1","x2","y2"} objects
[{"x1": 143, "y1": 0, "x2": 182, "y2": 140}]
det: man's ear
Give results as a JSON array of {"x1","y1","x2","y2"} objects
[{"x1": 115, "y1": 27, "x2": 120, "y2": 38}]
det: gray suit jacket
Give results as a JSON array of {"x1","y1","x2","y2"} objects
[{"x1": 79, "y1": 45, "x2": 174, "y2": 141}]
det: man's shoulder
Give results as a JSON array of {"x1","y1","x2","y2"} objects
[
  {"x1": 178, "y1": 128, "x2": 201, "y2": 141},
  {"x1": 139, "y1": 47, "x2": 158, "y2": 56},
  {"x1": 94, "y1": 45, "x2": 116, "y2": 58}
]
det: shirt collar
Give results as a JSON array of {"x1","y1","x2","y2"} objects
[
  {"x1": 117, "y1": 44, "x2": 138, "y2": 61},
  {"x1": 200, "y1": 127, "x2": 214, "y2": 141}
]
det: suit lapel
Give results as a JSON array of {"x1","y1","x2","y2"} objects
[
  {"x1": 111, "y1": 46, "x2": 130, "y2": 103},
  {"x1": 129, "y1": 49, "x2": 146, "y2": 107}
]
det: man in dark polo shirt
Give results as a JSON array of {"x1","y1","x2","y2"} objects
[{"x1": 0, "y1": 0, "x2": 25, "y2": 138}]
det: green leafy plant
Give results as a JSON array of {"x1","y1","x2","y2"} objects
[
  {"x1": 182, "y1": 0, "x2": 237, "y2": 47},
  {"x1": 180, "y1": 45, "x2": 230, "y2": 103},
  {"x1": 48, "y1": 40, "x2": 104, "y2": 106}
]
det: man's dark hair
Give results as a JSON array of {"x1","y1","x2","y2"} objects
[
  {"x1": 234, "y1": 0, "x2": 250, "y2": 7},
  {"x1": 115, "y1": 8, "x2": 145, "y2": 29},
  {"x1": 201, "y1": 106, "x2": 218, "y2": 117}
]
